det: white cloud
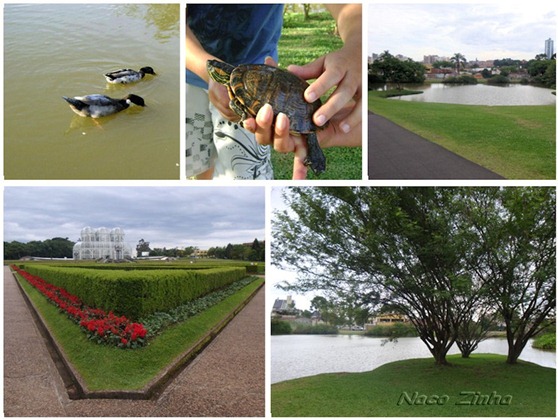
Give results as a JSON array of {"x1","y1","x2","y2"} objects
[{"x1": 368, "y1": 3, "x2": 556, "y2": 61}]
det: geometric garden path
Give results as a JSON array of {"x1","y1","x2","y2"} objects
[{"x1": 3, "y1": 265, "x2": 265, "y2": 416}]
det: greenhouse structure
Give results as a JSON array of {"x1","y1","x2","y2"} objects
[{"x1": 73, "y1": 227, "x2": 133, "y2": 260}]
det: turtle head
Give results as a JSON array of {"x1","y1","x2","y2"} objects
[
  {"x1": 126, "y1": 94, "x2": 146, "y2": 107},
  {"x1": 207, "y1": 60, "x2": 234, "y2": 85}
]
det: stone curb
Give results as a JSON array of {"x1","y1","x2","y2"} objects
[{"x1": 12, "y1": 268, "x2": 264, "y2": 400}]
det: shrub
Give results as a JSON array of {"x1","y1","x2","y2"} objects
[
  {"x1": 364, "y1": 322, "x2": 418, "y2": 338},
  {"x1": 487, "y1": 75, "x2": 510, "y2": 85},
  {"x1": 292, "y1": 323, "x2": 338, "y2": 334},
  {"x1": 532, "y1": 333, "x2": 556, "y2": 350},
  {"x1": 21, "y1": 264, "x2": 247, "y2": 319},
  {"x1": 271, "y1": 319, "x2": 293, "y2": 335},
  {"x1": 443, "y1": 75, "x2": 478, "y2": 85}
]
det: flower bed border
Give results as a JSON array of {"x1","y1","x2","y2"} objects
[
  {"x1": 11, "y1": 266, "x2": 147, "y2": 349},
  {"x1": 11, "y1": 267, "x2": 264, "y2": 400}
]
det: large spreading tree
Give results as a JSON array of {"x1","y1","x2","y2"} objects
[{"x1": 272, "y1": 187, "x2": 555, "y2": 365}]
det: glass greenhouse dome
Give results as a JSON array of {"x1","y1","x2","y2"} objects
[{"x1": 73, "y1": 227, "x2": 133, "y2": 260}]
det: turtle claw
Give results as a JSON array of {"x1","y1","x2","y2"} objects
[{"x1": 304, "y1": 132, "x2": 326, "y2": 175}]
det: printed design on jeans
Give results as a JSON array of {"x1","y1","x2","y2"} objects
[{"x1": 185, "y1": 112, "x2": 214, "y2": 175}]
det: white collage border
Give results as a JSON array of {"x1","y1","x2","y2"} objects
[{"x1": 1, "y1": 0, "x2": 557, "y2": 418}]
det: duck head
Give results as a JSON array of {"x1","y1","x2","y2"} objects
[
  {"x1": 126, "y1": 94, "x2": 146, "y2": 107},
  {"x1": 140, "y1": 66, "x2": 156, "y2": 76}
]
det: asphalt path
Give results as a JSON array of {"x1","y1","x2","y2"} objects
[{"x1": 368, "y1": 112, "x2": 505, "y2": 179}]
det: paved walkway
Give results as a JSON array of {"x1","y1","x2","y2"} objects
[
  {"x1": 3, "y1": 266, "x2": 265, "y2": 417},
  {"x1": 368, "y1": 112, "x2": 505, "y2": 179}
]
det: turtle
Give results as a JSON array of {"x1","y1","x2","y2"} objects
[{"x1": 206, "y1": 59, "x2": 327, "y2": 175}]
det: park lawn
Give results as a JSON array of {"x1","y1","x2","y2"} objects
[
  {"x1": 369, "y1": 91, "x2": 556, "y2": 179},
  {"x1": 272, "y1": 10, "x2": 361, "y2": 180},
  {"x1": 17, "y1": 274, "x2": 263, "y2": 391},
  {"x1": 271, "y1": 354, "x2": 556, "y2": 417}
]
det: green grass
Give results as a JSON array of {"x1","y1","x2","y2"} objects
[
  {"x1": 369, "y1": 91, "x2": 556, "y2": 179},
  {"x1": 271, "y1": 354, "x2": 556, "y2": 417},
  {"x1": 273, "y1": 11, "x2": 361, "y2": 180},
  {"x1": 17, "y1": 274, "x2": 263, "y2": 391}
]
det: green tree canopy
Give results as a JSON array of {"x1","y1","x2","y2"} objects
[
  {"x1": 369, "y1": 51, "x2": 426, "y2": 89},
  {"x1": 272, "y1": 187, "x2": 556, "y2": 365}
]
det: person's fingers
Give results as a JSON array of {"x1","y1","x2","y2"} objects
[
  {"x1": 253, "y1": 104, "x2": 274, "y2": 144},
  {"x1": 338, "y1": 97, "x2": 362, "y2": 134},
  {"x1": 273, "y1": 113, "x2": 295, "y2": 153},
  {"x1": 292, "y1": 139, "x2": 309, "y2": 180},
  {"x1": 264, "y1": 56, "x2": 278, "y2": 67},
  {"x1": 207, "y1": 79, "x2": 240, "y2": 122}
]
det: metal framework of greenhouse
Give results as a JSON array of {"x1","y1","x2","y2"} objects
[{"x1": 73, "y1": 227, "x2": 133, "y2": 260}]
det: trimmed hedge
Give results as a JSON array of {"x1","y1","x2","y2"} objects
[
  {"x1": 21, "y1": 264, "x2": 247, "y2": 320},
  {"x1": 30, "y1": 261, "x2": 265, "y2": 274}
]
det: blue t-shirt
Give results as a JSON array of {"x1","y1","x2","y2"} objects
[{"x1": 186, "y1": 4, "x2": 284, "y2": 89}]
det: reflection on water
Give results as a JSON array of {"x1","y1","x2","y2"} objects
[
  {"x1": 271, "y1": 335, "x2": 556, "y2": 384},
  {"x1": 4, "y1": 4, "x2": 180, "y2": 179},
  {"x1": 388, "y1": 83, "x2": 556, "y2": 106}
]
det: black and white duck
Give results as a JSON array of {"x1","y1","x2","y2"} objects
[
  {"x1": 104, "y1": 66, "x2": 156, "y2": 84},
  {"x1": 62, "y1": 94, "x2": 146, "y2": 118}
]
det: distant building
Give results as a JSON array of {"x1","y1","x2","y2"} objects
[
  {"x1": 273, "y1": 295, "x2": 295, "y2": 313},
  {"x1": 192, "y1": 249, "x2": 208, "y2": 258},
  {"x1": 73, "y1": 227, "x2": 132, "y2": 260},
  {"x1": 369, "y1": 313, "x2": 410, "y2": 326},
  {"x1": 545, "y1": 38, "x2": 554, "y2": 59}
]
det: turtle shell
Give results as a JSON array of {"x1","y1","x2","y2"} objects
[{"x1": 229, "y1": 64, "x2": 322, "y2": 134}]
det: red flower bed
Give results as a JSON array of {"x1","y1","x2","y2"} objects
[{"x1": 11, "y1": 265, "x2": 147, "y2": 349}]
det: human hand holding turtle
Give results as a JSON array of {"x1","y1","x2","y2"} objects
[
  {"x1": 245, "y1": 4, "x2": 362, "y2": 179},
  {"x1": 243, "y1": 54, "x2": 361, "y2": 180}
]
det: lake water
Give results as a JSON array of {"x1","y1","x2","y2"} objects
[
  {"x1": 4, "y1": 4, "x2": 180, "y2": 179},
  {"x1": 271, "y1": 335, "x2": 556, "y2": 384},
  {"x1": 387, "y1": 83, "x2": 556, "y2": 106}
]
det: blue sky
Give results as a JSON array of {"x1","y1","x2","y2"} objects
[{"x1": 368, "y1": 2, "x2": 556, "y2": 61}]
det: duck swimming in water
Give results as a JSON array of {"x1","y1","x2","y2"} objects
[
  {"x1": 62, "y1": 94, "x2": 146, "y2": 118},
  {"x1": 104, "y1": 66, "x2": 156, "y2": 84}
]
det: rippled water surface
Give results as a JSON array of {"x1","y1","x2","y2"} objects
[
  {"x1": 271, "y1": 335, "x2": 556, "y2": 383},
  {"x1": 4, "y1": 4, "x2": 180, "y2": 179}
]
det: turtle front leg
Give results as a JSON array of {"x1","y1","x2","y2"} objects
[
  {"x1": 304, "y1": 132, "x2": 326, "y2": 175},
  {"x1": 229, "y1": 99, "x2": 249, "y2": 123}
]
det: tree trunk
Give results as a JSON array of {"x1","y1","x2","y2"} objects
[
  {"x1": 506, "y1": 339, "x2": 526, "y2": 364},
  {"x1": 430, "y1": 342, "x2": 451, "y2": 365}
]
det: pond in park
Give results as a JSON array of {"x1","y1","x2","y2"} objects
[
  {"x1": 3, "y1": 4, "x2": 180, "y2": 179},
  {"x1": 271, "y1": 335, "x2": 556, "y2": 384},
  {"x1": 385, "y1": 83, "x2": 556, "y2": 106}
]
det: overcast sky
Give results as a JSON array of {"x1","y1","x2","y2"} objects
[
  {"x1": 3, "y1": 187, "x2": 265, "y2": 250},
  {"x1": 269, "y1": 187, "x2": 316, "y2": 311},
  {"x1": 368, "y1": 3, "x2": 556, "y2": 61}
]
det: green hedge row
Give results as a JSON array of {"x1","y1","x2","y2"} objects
[
  {"x1": 39, "y1": 262, "x2": 264, "y2": 273},
  {"x1": 21, "y1": 264, "x2": 247, "y2": 320}
]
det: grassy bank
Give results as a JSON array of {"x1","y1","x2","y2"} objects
[
  {"x1": 369, "y1": 91, "x2": 556, "y2": 179},
  {"x1": 533, "y1": 332, "x2": 556, "y2": 350},
  {"x1": 273, "y1": 11, "x2": 361, "y2": 180},
  {"x1": 17, "y1": 273, "x2": 263, "y2": 391},
  {"x1": 271, "y1": 354, "x2": 555, "y2": 417}
]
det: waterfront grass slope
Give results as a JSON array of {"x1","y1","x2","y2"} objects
[
  {"x1": 369, "y1": 91, "x2": 556, "y2": 179},
  {"x1": 271, "y1": 354, "x2": 555, "y2": 417}
]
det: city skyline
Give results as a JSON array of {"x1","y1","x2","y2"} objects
[{"x1": 368, "y1": 3, "x2": 556, "y2": 62}]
